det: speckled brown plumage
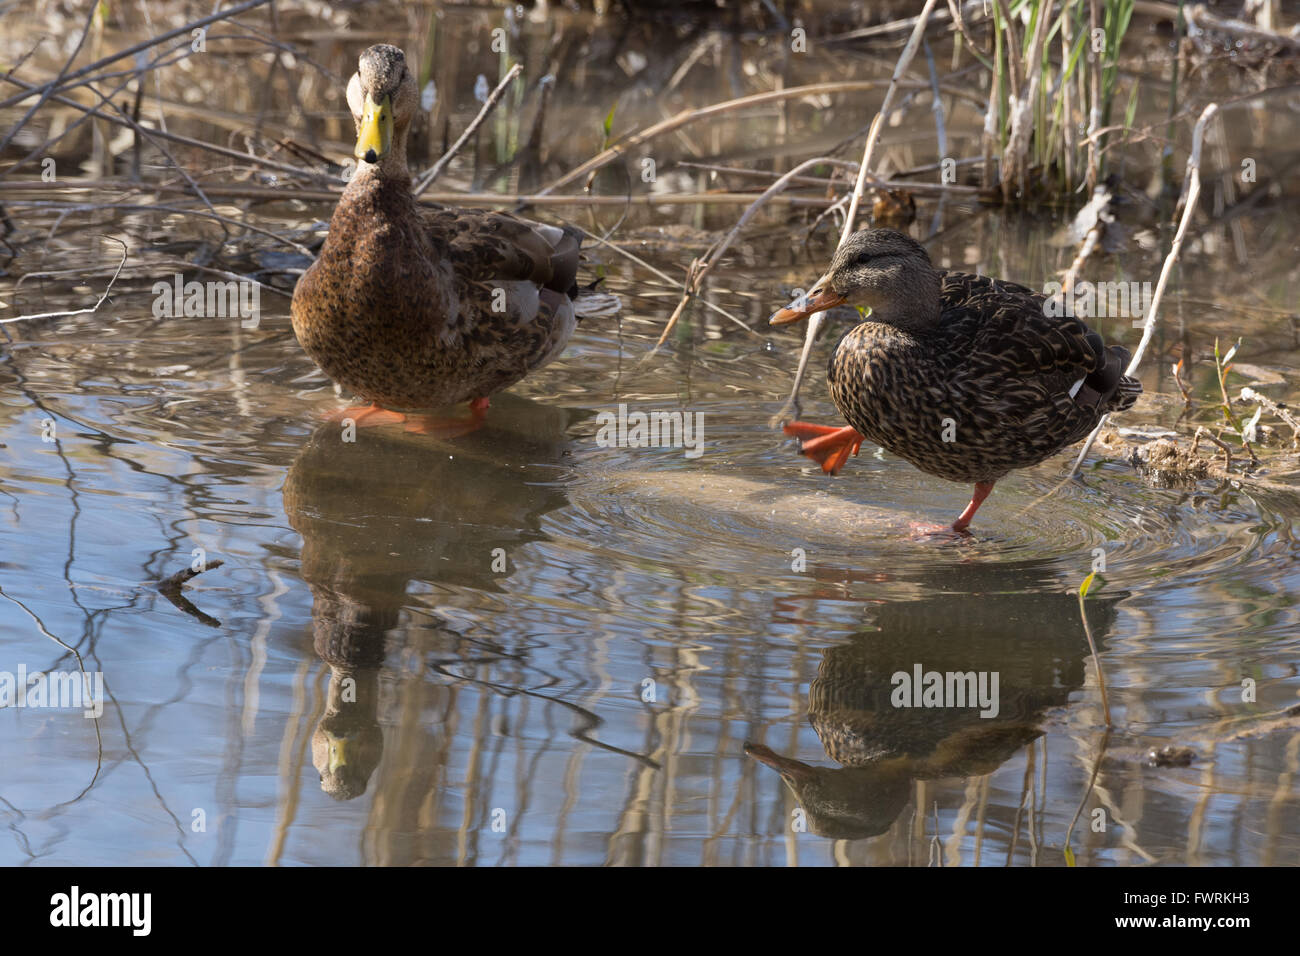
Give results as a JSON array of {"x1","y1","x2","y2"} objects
[
  {"x1": 828, "y1": 267, "x2": 1139, "y2": 484},
  {"x1": 291, "y1": 44, "x2": 582, "y2": 413},
  {"x1": 772, "y1": 229, "x2": 1141, "y2": 531}
]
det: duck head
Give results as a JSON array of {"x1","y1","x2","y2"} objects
[
  {"x1": 770, "y1": 228, "x2": 942, "y2": 333},
  {"x1": 346, "y1": 44, "x2": 419, "y2": 175}
]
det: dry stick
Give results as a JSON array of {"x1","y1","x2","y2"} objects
[
  {"x1": 1, "y1": 237, "x2": 127, "y2": 324},
  {"x1": 772, "y1": 0, "x2": 942, "y2": 426},
  {"x1": 1066, "y1": 103, "x2": 1220, "y2": 478},
  {"x1": 414, "y1": 63, "x2": 523, "y2": 197},
  {"x1": 0, "y1": 185, "x2": 835, "y2": 209},
  {"x1": 534, "y1": 80, "x2": 922, "y2": 199},
  {"x1": 577, "y1": 230, "x2": 751, "y2": 333},
  {"x1": 158, "y1": 559, "x2": 225, "y2": 595},
  {"x1": 1, "y1": 73, "x2": 329, "y2": 183},
  {"x1": 1184, "y1": 3, "x2": 1300, "y2": 51},
  {"x1": 1191, "y1": 426, "x2": 1233, "y2": 470},
  {"x1": 5, "y1": 199, "x2": 311, "y2": 254},
  {"x1": 824, "y1": 0, "x2": 987, "y2": 42},
  {"x1": 1239, "y1": 387, "x2": 1300, "y2": 448},
  {"x1": 0, "y1": 0, "x2": 274, "y2": 112},
  {"x1": 946, "y1": 0, "x2": 994, "y2": 69},
  {"x1": 767, "y1": 119, "x2": 887, "y2": 426},
  {"x1": 675, "y1": 161, "x2": 980, "y2": 196},
  {"x1": 648, "y1": 156, "x2": 853, "y2": 353},
  {"x1": 1061, "y1": 208, "x2": 1105, "y2": 295}
]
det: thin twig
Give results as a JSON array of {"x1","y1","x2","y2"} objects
[
  {"x1": 772, "y1": 0, "x2": 941, "y2": 425},
  {"x1": 648, "y1": 156, "x2": 854, "y2": 353},
  {"x1": 414, "y1": 63, "x2": 523, "y2": 196},
  {"x1": 1, "y1": 237, "x2": 127, "y2": 324},
  {"x1": 1191, "y1": 426, "x2": 1233, "y2": 470},
  {"x1": 534, "y1": 80, "x2": 921, "y2": 198},
  {"x1": 158, "y1": 558, "x2": 225, "y2": 595},
  {"x1": 0, "y1": 72, "x2": 330, "y2": 184},
  {"x1": 1066, "y1": 103, "x2": 1220, "y2": 478},
  {"x1": 0, "y1": 0, "x2": 274, "y2": 112},
  {"x1": 0, "y1": 4, "x2": 97, "y2": 160},
  {"x1": 1239, "y1": 386, "x2": 1300, "y2": 448},
  {"x1": 578, "y1": 230, "x2": 753, "y2": 334}
]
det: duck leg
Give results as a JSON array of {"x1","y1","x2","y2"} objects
[
  {"x1": 401, "y1": 396, "x2": 490, "y2": 438},
  {"x1": 951, "y1": 480, "x2": 995, "y2": 532},
  {"x1": 784, "y1": 421, "x2": 865, "y2": 475},
  {"x1": 323, "y1": 398, "x2": 490, "y2": 438},
  {"x1": 323, "y1": 403, "x2": 406, "y2": 427}
]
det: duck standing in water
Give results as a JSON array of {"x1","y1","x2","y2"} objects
[
  {"x1": 291, "y1": 44, "x2": 587, "y2": 432},
  {"x1": 770, "y1": 230, "x2": 1141, "y2": 533}
]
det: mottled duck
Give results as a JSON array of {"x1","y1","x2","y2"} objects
[
  {"x1": 291, "y1": 44, "x2": 590, "y2": 432},
  {"x1": 771, "y1": 229, "x2": 1141, "y2": 533}
]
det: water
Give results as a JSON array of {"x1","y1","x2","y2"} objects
[{"x1": 2, "y1": 1, "x2": 1299, "y2": 866}]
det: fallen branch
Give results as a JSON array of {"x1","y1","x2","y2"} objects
[
  {"x1": 577, "y1": 229, "x2": 753, "y2": 334},
  {"x1": 1067, "y1": 103, "x2": 1220, "y2": 478},
  {"x1": 1, "y1": 237, "x2": 126, "y2": 324},
  {"x1": 771, "y1": 0, "x2": 942, "y2": 425},
  {"x1": 1190, "y1": 426, "x2": 1233, "y2": 470},
  {"x1": 534, "y1": 80, "x2": 922, "y2": 198},
  {"x1": 0, "y1": 73, "x2": 330, "y2": 184},
  {"x1": 0, "y1": 0, "x2": 274, "y2": 112},
  {"x1": 648, "y1": 156, "x2": 856, "y2": 351},
  {"x1": 1240, "y1": 386, "x2": 1300, "y2": 448},
  {"x1": 157, "y1": 558, "x2": 225, "y2": 595}
]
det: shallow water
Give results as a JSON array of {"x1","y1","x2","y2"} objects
[{"x1": 2, "y1": 2, "x2": 1299, "y2": 866}]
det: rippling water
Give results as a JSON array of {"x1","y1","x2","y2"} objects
[
  {"x1": 3, "y1": 241, "x2": 1299, "y2": 864},
  {"x1": 3, "y1": 2, "x2": 1299, "y2": 867}
]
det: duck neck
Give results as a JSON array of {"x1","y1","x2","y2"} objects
[{"x1": 872, "y1": 271, "x2": 942, "y2": 334}]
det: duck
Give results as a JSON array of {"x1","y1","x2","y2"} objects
[
  {"x1": 770, "y1": 229, "x2": 1141, "y2": 532},
  {"x1": 291, "y1": 44, "x2": 586, "y2": 431}
]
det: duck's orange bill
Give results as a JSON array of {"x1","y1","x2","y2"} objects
[{"x1": 768, "y1": 288, "x2": 846, "y2": 325}]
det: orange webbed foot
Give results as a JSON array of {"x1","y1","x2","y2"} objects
[
  {"x1": 322, "y1": 397, "x2": 491, "y2": 439},
  {"x1": 783, "y1": 421, "x2": 865, "y2": 475},
  {"x1": 399, "y1": 397, "x2": 491, "y2": 439},
  {"x1": 323, "y1": 404, "x2": 406, "y2": 427}
]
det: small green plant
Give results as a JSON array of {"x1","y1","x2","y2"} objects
[
  {"x1": 985, "y1": 0, "x2": 1136, "y2": 198},
  {"x1": 1213, "y1": 337, "x2": 1260, "y2": 461}
]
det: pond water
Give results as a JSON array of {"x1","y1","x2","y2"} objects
[{"x1": 1, "y1": 1, "x2": 1298, "y2": 866}]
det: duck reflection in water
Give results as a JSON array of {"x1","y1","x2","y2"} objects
[
  {"x1": 282, "y1": 395, "x2": 573, "y2": 799},
  {"x1": 748, "y1": 561, "x2": 1121, "y2": 841}
]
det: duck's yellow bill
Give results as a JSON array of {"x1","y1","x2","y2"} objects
[
  {"x1": 769, "y1": 288, "x2": 846, "y2": 325},
  {"x1": 355, "y1": 93, "x2": 393, "y2": 163},
  {"x1": 328, "y1": 737, "x2": 348, "y2": 773}
]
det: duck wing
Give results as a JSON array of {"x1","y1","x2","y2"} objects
[
  {"x1": 422, "y1": 206, "x2": 581, "y2": 297},
  {"x1": 940, "y1": 271, "x2": 1140, "y2": 423}
]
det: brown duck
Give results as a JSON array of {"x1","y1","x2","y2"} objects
[
  {"x1": 291, "y1": 44, "x2": 585, "y2": 431},
  {"x1": 771, "y1": 229, "x2": 1140, "y2": 532}
]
